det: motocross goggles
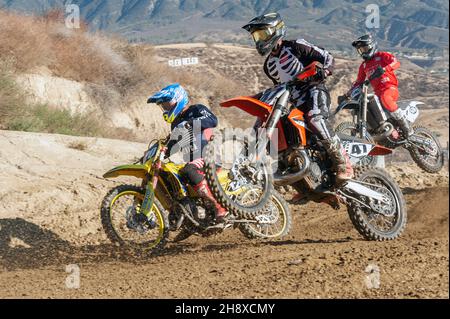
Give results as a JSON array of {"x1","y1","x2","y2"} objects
[
  {"x1": 158, "y1": 101, "x2": 175, "y2": 112},
  {"x1": 356, "y1": 45, "x2": 371, "y2": 55},
  {"x1": 251, "y1": 21, "x2": 285, "y2": 42}
]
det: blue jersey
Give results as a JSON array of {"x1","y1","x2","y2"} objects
[{"x1": 167, "y1": 104, "x2": 218, "y2": 162}]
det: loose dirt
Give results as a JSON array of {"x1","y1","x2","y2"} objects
[{"x1": 0, "y1": 130, "x2": 448, "y2": 298}]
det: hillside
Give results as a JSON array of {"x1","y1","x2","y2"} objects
[
  {"x1": 0, "y1": 0, "x2": 448, "y2": 53},
  {"x1": 0, "y1": 10, "x2": 243, "y2": 142},
  {"x1": 1, "y1": 10, "x2": 448, "y2": 145},
  {"x1": 152, "y1": 43, "x2": 449, "y2": 144}
]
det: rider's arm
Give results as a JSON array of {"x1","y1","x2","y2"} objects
[
  {"x1": 190, "y1": 105, "x2": 218, "y2": 130},
  {"x1": 292, "y1": 39, "x2": 335, "y2": 75},
  {"x1": 348, "y1": 63, "x2": 366, "y2": 95},
  {"x1": 381, "y1": 52, "x2": 401, "y2": 72}
]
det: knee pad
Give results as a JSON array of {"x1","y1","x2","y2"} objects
[{"x1": 308, "y1": 114, "x2": 334, "y2": 140}]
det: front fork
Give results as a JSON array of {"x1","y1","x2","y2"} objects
[
  {"x1": 140, "y1": 150, "x2": 165, "y2": 217},
  {"x1": 261, "y1": 90, "x2": 290, "y2": 157},
  {"x1": 358, "y1": 85, "x2": 369, "y2": 139}
]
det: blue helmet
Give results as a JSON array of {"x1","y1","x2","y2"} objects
[{"x1": 147, "y1": 83, "x2": 189, "y2": 123}]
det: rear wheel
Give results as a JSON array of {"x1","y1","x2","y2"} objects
[
  {"x1": 204, "y1": 128, "x2": 274, "y2": 219},
  {"x1": 100, "y1": 185, "x2": 169, "y2": 253},
  {"x1": 347, "y1": 167, "x2": 407, "y2": 241},
  {"x1": 408, "y1": 125, "x2": 444, "y2": 173}
]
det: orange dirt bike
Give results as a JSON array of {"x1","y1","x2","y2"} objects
[{"x1": 204, "y1": 62, "x2": 407, "y2": 241}]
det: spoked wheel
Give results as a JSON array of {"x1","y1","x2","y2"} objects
[
  {"x1": 204, "y1": 128, "x2": 274, "y2": 219},
  {"x1": 335, "y1": 121, "x2": 382, "y2": 167},
  {"x1": 101, "y1": 185, "x2": 169, "y2": 253},
  {"x1": 238, "y1": 188, "x2": 292, "y2": 240},
  {"x1": 408, "y1": 125, "x2": 444, "y2": 173},
  {"x1": 347, "y1": 167, "x2": 407, "y2": 241}
]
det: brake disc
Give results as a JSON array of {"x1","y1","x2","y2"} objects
[
  {"x1": 253, "y1": 200, "x2": 279, "y2": 224},
  {"x1": 369, "y1": 189, "x2": 395, "y2": 217},
  {"x1": 125, "y1": 206, "x2": 156, "y2": 234}
]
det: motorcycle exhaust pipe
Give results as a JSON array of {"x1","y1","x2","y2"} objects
[
  {"x1": 274, "y1": 150, "x2": 311, "y2": 187},
  {"x1": 373, "y1": 122, "x2": 394, "y2": 142}
]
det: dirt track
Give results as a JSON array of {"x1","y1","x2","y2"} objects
[{"x1": 0, "y1": 130, "x2": 448, "y2": 299}]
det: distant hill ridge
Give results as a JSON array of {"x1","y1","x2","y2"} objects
[{"x1": 0, "y1": 0, "x2": 448, "y2": 51}]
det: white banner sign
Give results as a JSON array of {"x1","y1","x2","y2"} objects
[{"x1": 168, "y1": 57, "x2": 199, "y2": 67}]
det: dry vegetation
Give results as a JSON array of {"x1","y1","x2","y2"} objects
[
  {"x1": 67, "y1": 140, "x2": 88, "y2": 151},
  {"x1": 0, "y1": 10, "x2": 242, "y2": 140},
  {"x1": 0, "y1": 10, "x2": 121, "y2": 85},
  {"x1": 0, "y1": 67, "x2": 106, "y2": 137}
]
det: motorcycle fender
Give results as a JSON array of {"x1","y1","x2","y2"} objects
[
  {"x1": 103, "y1": 164, "x2": 149, "y2": 179},
  {"x1": 220, "y1": 96, "x2": 272, "y2": 121},
  {"x1": 344, "y1": 181, "x2": 386, "y2": 201},
  {"x1": 401, "y1": 101, "x2": 422, "y2": 124}
]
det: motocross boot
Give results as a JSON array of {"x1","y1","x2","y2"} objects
[
  {"x1": 391, "y1": 109, "x2": 414, "y2": 138},
  {"x1": 323, "y1": 136, "x2": 354, "y2": 184},
  {"x1": 193, "y1": 179, "x2": 228, "y2": 222}
]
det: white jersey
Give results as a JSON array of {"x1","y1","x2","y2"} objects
[{"x1": 264, "y1": 39, "x2": 335, "y2": 85}]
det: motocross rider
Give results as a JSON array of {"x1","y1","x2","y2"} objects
[
  {"x1": 342, "y1": 34, "x2": 413, "y2": 138},
  {"x1": 147, "y1": 83, "x2": 228, "y2": 221},
  {"x1": 243, "y1": 12, "x2": 354, "y2": 183}
]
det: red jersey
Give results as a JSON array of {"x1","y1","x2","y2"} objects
[{"x1": 351, "y1": 51, "x2": 401, "y2": 96}]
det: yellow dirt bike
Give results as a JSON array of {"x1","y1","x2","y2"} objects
[{"x1": 101, "y1": 138, "x2": 292, "y2": 253}]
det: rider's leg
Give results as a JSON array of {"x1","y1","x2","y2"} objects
[
  {"x1": 302, "y1": 86, "x2": 353, "y2": 183},
  {"x1": 181, "y1": 161, "x2": 228, "y2": 220},
  {"x1": 379, "y1": 87, "x2": 413, "y2": 138}
]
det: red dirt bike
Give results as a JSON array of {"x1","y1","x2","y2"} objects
[{"x1": 204, "y1": 62, "x2": 407, "y2": 241}]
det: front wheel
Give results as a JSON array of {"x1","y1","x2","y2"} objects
[
  {"x1": 203, "y1": 128, "x2": 274, "y2": 219},
  {"x1": 239, "y1": 190, "x2": 292, "y2": 240},
  {"x1": 408, "y1": 125, "x2": 444, "y2": 173},
  {"x1": 100, "y1": 185, "x2": 169, "y2": 253},
  {"x1": 347, "y1": 167, "x2": 407, "y2": 241}
]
